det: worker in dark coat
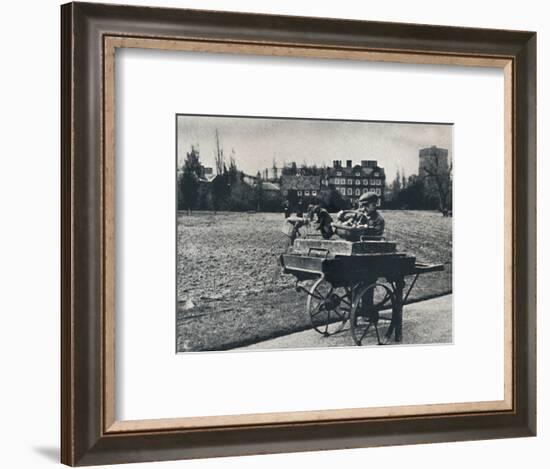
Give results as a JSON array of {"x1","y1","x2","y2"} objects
[
  {"x1": 283, "y1": 200, "x2": 291, "y2": 219},
  {"x1": 337, "y1": 192, "x2": 384, "y2": 236},
  {"x1": 296, "y1": 198, "x2": 305, "y2": 217},
  {"x1": 357, "y1": 192, "x2": 385, "y2": 236},
  {"x1": 311, "y1": 205, "x2": 334, "y2": 239}
]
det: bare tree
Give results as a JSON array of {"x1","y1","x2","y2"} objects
[
  {"x1": 256, "y1": 171, "x2": 263, "y2": 212},
  {"x1": 420, "y1": 154, "x2": 453, "y2": 214},
  {"x1": 390, "y1": 168, "x2": 401, "y2": 201},
  {"x1": 272, "y1": 157, "x2": 278, "y2": 180},
  {"x1": 228, "y1": 148, "x2": 238, "y2": 185},
  {"x1": 214, "y1": 129, "x2": 224, "y2": 175},
  {"x1": 229, "y1": 148, "x2": 237, "y2": 172}
]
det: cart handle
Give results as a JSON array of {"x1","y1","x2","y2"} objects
[
  {"x1": 359, "y1": 235, "x2": 385, "y2": 241},
  {"x1": 279, "y1": 254, "x2": 287, "y2": 272},
  {"x1": 403, "y1": 273, "x2": 420, "y2": 304},
  {"x1": 307, "y1": 247, "x2": 330, "y2": 259}
]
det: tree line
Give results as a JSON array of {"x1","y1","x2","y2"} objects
[
  {"x1": 178, "y1": 130, "x2": 452, "y2": 214},
  {"x1": 385, "y1": 164, "x2": 452, "y2": 213},
  {"x1": 177, "y1": 140, "x2": 283, "y2": 214}
]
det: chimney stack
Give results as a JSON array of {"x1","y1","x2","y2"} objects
[
  {"x1": 333, "y1": 160, "x2": 341, "y2": 168},
  {"x1": 346, "y1": 160, "x2": 352, "y2": 168}
]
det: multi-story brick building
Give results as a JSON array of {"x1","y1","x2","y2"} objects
[
  {"x1": 281, "y1": 174, "x2": 322, "y2": 210},
  {"x1": 327, "y1": 160, "x2": 386, "y2": 205}
]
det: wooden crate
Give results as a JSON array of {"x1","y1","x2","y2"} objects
[{"x1": 292, "y1": 238, "x2": 397, "y2": 256}]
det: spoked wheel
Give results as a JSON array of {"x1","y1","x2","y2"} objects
[
  {"x1": 350, "y1": 283, "x2": 395, "y2": 346},
  {"x1": 306, "y1": 277, "x2": 352, "y2": 336}
]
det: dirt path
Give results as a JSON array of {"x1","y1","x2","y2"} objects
[{"x1": 239, "y1": 294, "x2": 453, "y2": 350}]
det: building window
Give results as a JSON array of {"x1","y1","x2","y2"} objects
[
  {"x1": 354, "y1": 172, "x2": 361, "y2": 177},
  {"x1": 377, "y1": 179, "x2": 382, "y2": 185},
  {"x1": 336, "y1": 178, "x2": 341, "y2": 185},
  {"x1": 363, "y1": 179, "x2": 368, "y2": 185},
  {"x1": 311, "y1": 190, "x2": 317, "y2": 196},
  {"x1": 354, "y1": 179, "x2": 360, "y2": 185},
  {"x1": 304, "y1": 190, "x2": 310, "y2": 196},
  {"x1": 336, "y1": 171, "x2": 342, "y2": 176},
  {"x1": 374, "y1": 172, "x2": 379, "y2": 177},
  {"x1": 340, "y1": 188, "x2": 346, "y2": 195},
  {"x1": 375, "y1": 188, "x2": 381, "y2": 195},
  {"x1": 347, "y1": 188, "x2": 352, "y2": 196},
  {"x1": 297, "y1": 190, "x2": 302, "y2": 196},
  {"x1": 347, "y1": 179, "x2": 353, "y2": 185},
  {"x1": 355, "y1": 188, "x2": 361, "y2": 196},
  {"x1": 370, "y1": 179, "x2": 376, "y2": 185},
  {"x1": 362, "y1": 188, "x2": 368, "y2": 194}
]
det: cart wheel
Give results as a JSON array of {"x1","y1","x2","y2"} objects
[
  {"x1": 306, "y1": 277, "x2": 351, "y2": 336},
  {"x1": 350, "y1": 283, "x2": 395, "y2": 346}
]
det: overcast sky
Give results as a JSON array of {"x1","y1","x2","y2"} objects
[{"x1": 177, "y1": 115, "x2": 453, "y2": 180}]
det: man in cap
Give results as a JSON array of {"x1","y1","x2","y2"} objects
[
  {"x1": 357, "y1": 191, "x2": 385, "y2": 236},
  {"x1": 341, "y1": 191, "x2": 384, "y2": 236}
]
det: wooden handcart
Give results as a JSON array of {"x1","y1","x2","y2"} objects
[{"x1": 280, "y1": 226, "x2": 444, "y2": 346}]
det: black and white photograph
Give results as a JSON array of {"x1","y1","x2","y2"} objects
[{"x1": 176, "y1": 115, "x2": 453, "y2": 352}]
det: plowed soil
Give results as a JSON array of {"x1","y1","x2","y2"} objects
[{"x1": 176, "y1": 210, "x2": 452, "y2": 352}]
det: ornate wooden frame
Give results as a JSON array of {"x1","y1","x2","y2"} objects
[{"x1": 61, "y1": 2, "x2": 536, "y2": 465}]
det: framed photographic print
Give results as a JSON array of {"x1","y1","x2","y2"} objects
[
  {"x1": 61, "y1": 1, "x2": 536, "y2": 466},
  {"x1": 176, "y1": 114, "x2": 454, "y2": 352}
]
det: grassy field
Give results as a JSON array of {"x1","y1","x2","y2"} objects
[{"x1": 176, "y1": 210, "x2": 452, "y2": 352}]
